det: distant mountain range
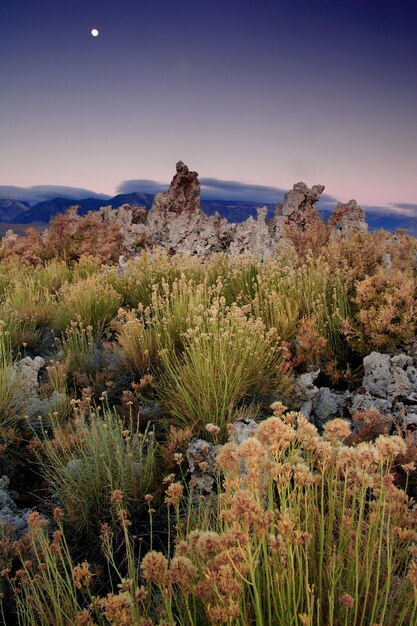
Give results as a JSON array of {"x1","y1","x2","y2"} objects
[{"x1": 0, "y1": 194, "x2": 416, "y2": 236}]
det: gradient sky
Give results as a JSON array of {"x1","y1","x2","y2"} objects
[{"x1": 1, "y1": 0, "x2": 416, "y2": 214}]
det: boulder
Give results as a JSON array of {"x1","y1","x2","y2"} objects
[
  {"x1": 312, "y1": 387, "x2": 349, "y2": 426},
  {"x1": 363, "y1": 352, "x2": 413, "y2": 400},
  {"x1": 290, "y1": 368, "x2": 320, "y2": 417}
]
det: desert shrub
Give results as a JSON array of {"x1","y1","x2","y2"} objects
[
  {"x1": 70, "y1": 254, "x2": 103, "y2": 281},
  {"x1": 0, "y1": 209, "x2": 125, "y2": 266},
  {"x1": 115, "y1": 308, "x2": 161, "y2": 377},
  {"x1": 323, "y1": 229, "x2": 388, "y2": 286},
  {"x1": 117, "y1": 250, "x2": 181, "y2": 309},
  {"x1": 115, "y1": 275, "x2": 214, "y2": 378},
  {"x1": 55, "y1": 320, "x2": 99, "y2": 383},
  {"x1": 386, "y1": 229, "x2": 417, "y2": 272},
  {"x1": 347, "y1": 268, "x2": 417, "y2": 353},
  {"x1": 205, "y1": 253, "x2": 261, "y2": 305},
  {"x1": 43, "y1": 209, "x2": 125, "y2": 263},
  {"x1": 0, "y1": 227, "x2": 45, "y2": 265},
  {"x1": 252, "y1": 257, "x2": 351, "y2": 378},
  {"x1": 32, "y1": 260, "x2": 72, "y2": 293},
  {"x1": 137, "y1": 409, "x2": 417, "y2": 625},
  {"x1": 54, "y1": 275, "x2": 122, "y2": 335},
  {"x1": 0, "y1": 276, "x2": 56, "y2": 350},
  {"x1": 32, "y1": 407, "x2": 157, "y2": 538},
  {"x1": 0, "y1": 324, "x2": 25, "y2": 450},
  {"x1": 8, "y1": 511, "x2": 82, "y2": 626},
  {"x1": 0, "y1": 259, "x2": 32, "y2": 301},
  {"x1": 284, "y1": 207, "x2": 330, "y2": 260},
  {"x1": 149, "y1": 275, "x2": 213, "y2": 352},
  {"x1": 158, "y1": 299, "x2": 281, "y2": 438},
  {"x1": 8, "y1": 413, "x2": 417, "y2": 625}
]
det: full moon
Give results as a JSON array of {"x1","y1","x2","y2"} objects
[{"x1": 91, "y1": 28, "x2": 99, "y2": 37}]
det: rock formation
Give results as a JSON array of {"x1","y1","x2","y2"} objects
[
  {"x1": 287, "y1": 350, "x2": 417, "y2": 429},
  {"x1": 328, "y1": 199, "x2": 368, "y2": 236},
  {"x1": 97, "y1": 204, "x2": 148, "y2": 252},
  {"x1": 112, "y1": 164, "x2": 331, "y2": 259},
  {"x1": 2, "y1": 161, "x2": 382, "y2": 259},
  {"x1": 271, "y1": 182, "x2": 325, "y2": 239}
]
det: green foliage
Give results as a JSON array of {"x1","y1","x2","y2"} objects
[
  {"x1": 32, "y1": 406, "x2": 157, "y2": 538},
  {"x1": 54, "y1": 275, "x2": 122, "y2": 335},
  {"x1": 158, "y1": 298, "x2": 281, "y2": 437}
]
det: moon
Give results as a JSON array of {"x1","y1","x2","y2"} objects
[{"x1": 91, "y1": 28, "x2": 99, "y2": 37}]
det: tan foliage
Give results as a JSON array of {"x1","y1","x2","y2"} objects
[
  {"x1": 349, "y1": 269, "x2": 417, "y2": 352},
  {"x1": 0, "y1": 208, "x2": 125, "y2": 265}
]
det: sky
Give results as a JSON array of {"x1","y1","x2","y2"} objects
[{"x1": 1, "y1": 0, "x2": 416, "y2": 216}]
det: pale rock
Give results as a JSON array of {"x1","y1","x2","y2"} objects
[
  {"x1": 312, "y1": 388, "x2": 349, "y2": 425},
  {"x1": 98, "y1": 204, "x2": 147, "y2": 252},
  {"x1": 229, "y1": 207, "x2": 276, "y2": 260},
  {"x1": 3, "y1": 229, "x2": 17, "y2": 243},
  {"x1": 405, "y1": 408, "x2": 417, "y2": 426},
  {"x1": 382, "y1": 252, "x2": 393, "y2": 270},
  {"x1": 291, "y1": 368, "x2": 320, "y2": 417},
  {"x1": 363, "y1": 352, "x2": 413, "y2": 400},
  {"x1": 328, "y1": 199, "x2": 368, "y2": 236},
  {"x1": 228, "y1": 418, "x2": 258, "y2": 444},
  {"x1": 12, "y1": 356, "x2": 45, "y2": 416},
  {"x1": 186, "y1": 438, "x2": 218, "y2": 493},
  {"x1": 362, "y1": 352, "x2": 393, "y2": 398},
  {"x1": 348, "y1": 390, "x2": 392, "y2": 417},
  {"x1": 272, "y1": 182, "x2": 325, "y2": 240}
]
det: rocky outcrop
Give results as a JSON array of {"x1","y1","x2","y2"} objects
[
  {"x1": 290, "y1": 368, "x2": 321, "y2": 417},
  {"x1": 271, "y1": 182, "x2": 325, "y2": 239},
  {"x1": 328, "y1": 199, "x2": 368, "y2": 236},
  {"x1": 7, "y1": 356, "x2": 46, "y2": 419},
  {"x1": 228, "y1": 207, "x2": 276, "y2": 260},
  {"x1": 2, "y1": 229, "x2": 17, "y2": 243},
  {"x1": 362, "y1": 352, "x2": 415, "y2": 401},
  {"x1": 10, "y1": 356, "x2": 67, "y2": 420},
  {"x1": 98, "y1": 204, "x2": 148, "y2": 252},
  {"x1": 150, "y1": 161, "x2": 202, "y2": 217},
  {"x1": 287, "y1": 351, "x2": 417, "y2": 429},
  {"x1": 102, "y1": 164, "x2": 331, "y2": 259},
  {"x1": 146, "y1": 162, "x2": 217, "y2": 256}
]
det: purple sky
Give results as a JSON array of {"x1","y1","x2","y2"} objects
[{"x1": 1, "y1": 0, "x2": 416, "y2": 215}]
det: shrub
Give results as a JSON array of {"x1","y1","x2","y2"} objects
[
  {"x1": 8, "y1": 512, "x2": 82, "y2": 626},
  {"x1": 158, "y1": 299, "x2": 281, "y2": 438},
  {"x1": 32, "y1": 260, "x2": 71, "y2": 294},
  {"x1": 347, "y1": 268, "x2": 417, "y2": 353},
  {"x1": 115, "y1": 308, "x2": 160, "y2": 377},
  {"x1": 56, "y1": 320, "x2": 98, "y2": 380},
  {"x1": 0, "y1": 324, "x2": 25, "y2": 450},
  {"x1": 54, "y1": 275, "x2": 122, "y2": 335},
  {"x1": 139, "y1": 409, "x2": 417, "y2": 625},
  {"x1": 32, "y1": 407, "x2": 158, "y2": 538},
  {"x1": 0, "y1": 276, "x2": 56, "y2": 350}
]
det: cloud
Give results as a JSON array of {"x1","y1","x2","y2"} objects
[
  {"x1": 363, "y1": 203, "x2": 417, "y2": 217},
  {"x1": 0, "y1": 185, "x2": 111, "y2": 205},
  {"x1": 116, "y1": 179, "x2": 168, "y2": 195},
  {"x1": 387, "y1": 202, "x2": 417, "y2": 217},
  {"x1": 117, "y1": 177, "x2": 339, "y2": 206},
  {"x1": 200, "y1": 179, "x2": 286, "y2": 203}
]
